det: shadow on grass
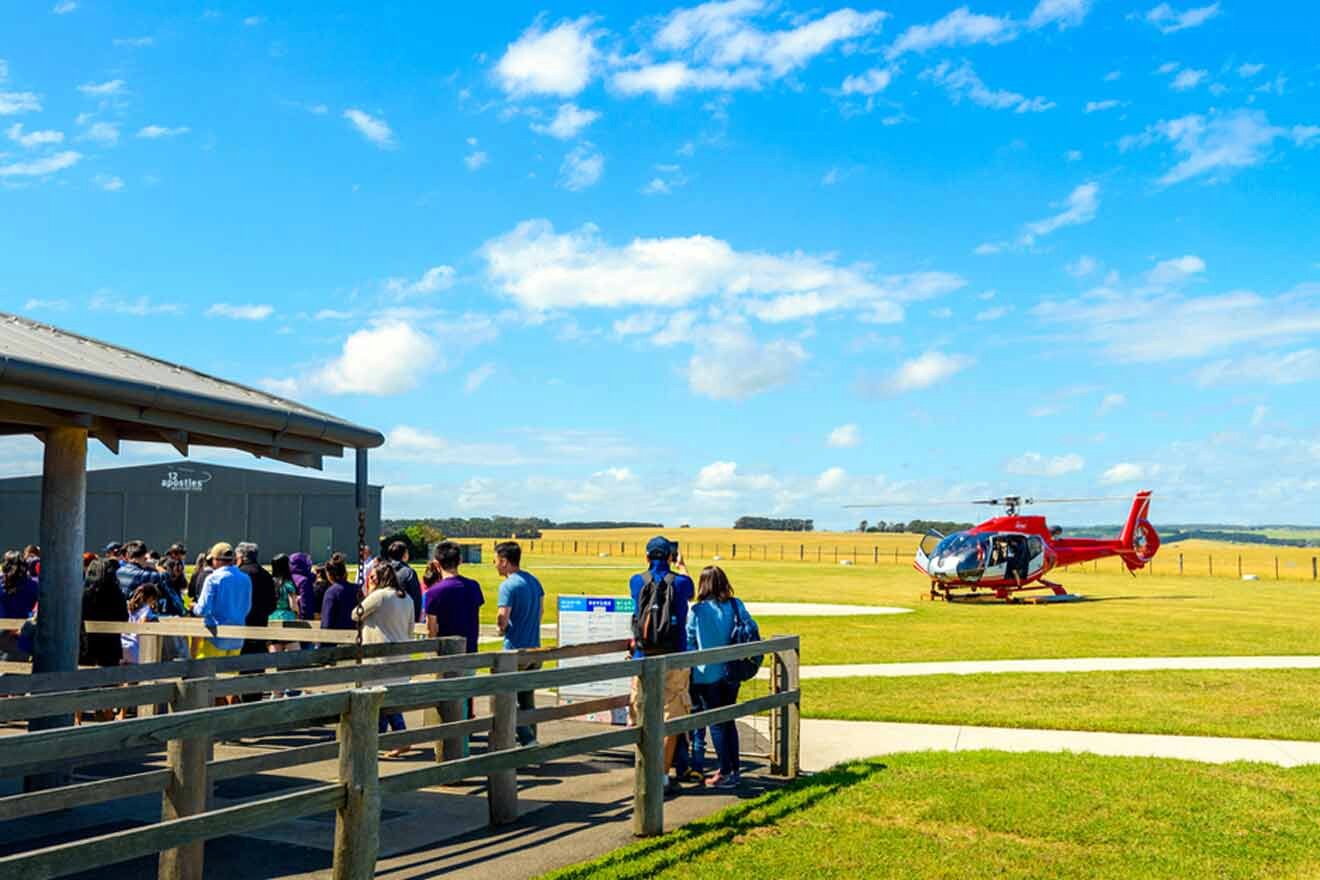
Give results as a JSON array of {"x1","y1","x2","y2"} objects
[{"x1": 545, "y1": 761, "x2": 885, "y2": 880}]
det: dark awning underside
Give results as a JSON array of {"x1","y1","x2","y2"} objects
[{"x1": 0, "y1": 313, "x2": 383, "y2": 470}]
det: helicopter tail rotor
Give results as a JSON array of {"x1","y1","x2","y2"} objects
[{"x1": 1118, "y1": 490, "x2": 1159, "y2": 569}]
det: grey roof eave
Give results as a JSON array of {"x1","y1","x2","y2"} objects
[{"x1": 0, "y1": 352, "x2": 384, "y2": 451}]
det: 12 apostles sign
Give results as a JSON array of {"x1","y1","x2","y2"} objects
[{"x1": 160, "y1": 469, "x2": 212, "y2": 493}]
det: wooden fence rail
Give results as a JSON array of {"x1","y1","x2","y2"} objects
[{"x1": 0, "y1": 633, "x2": 800, "y2": 880}]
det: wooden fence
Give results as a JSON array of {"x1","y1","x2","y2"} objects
[{"x1": 0, "y1": 625, "x2": 800, "y2": 880}]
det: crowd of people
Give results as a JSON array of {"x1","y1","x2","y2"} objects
[{"x1": 1, "y1": 532, "x2": 759, "y2": 788}]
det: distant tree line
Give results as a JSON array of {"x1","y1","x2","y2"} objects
[
  {"x1": 1161, "y1": 529, "x2": 1319, "y2": 548},
  {"x1": 857, "y1": 520, "x2": 974, "y2": 534},
  {"x1": 734, "y1": 517, "x2": 814, "y2": 531},
  {"x1": 380, "y1": 516, "x2": 663, "y2": 541}
]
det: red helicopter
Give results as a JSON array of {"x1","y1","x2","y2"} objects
[{"x1": 858, "y1": 491, "x2": 1159, "y2": 601}]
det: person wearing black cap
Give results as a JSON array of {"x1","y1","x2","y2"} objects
[{"x1": 628, "y1": 536, "x2": 696, "y2": 797}]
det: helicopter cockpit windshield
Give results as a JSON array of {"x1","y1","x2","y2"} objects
[{"x1": 929, "y1": 532, "x2": 990, "y2": 581}]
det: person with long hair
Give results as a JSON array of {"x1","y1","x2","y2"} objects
[
  {"x1": 187, "y1": 552, "x2": 211, "y2": 604},
  {"x1": 353, "y1": 560, "x2": 416, "y2": 754},
  {"x1": 319, "y1": 553, "x2": 358, "y2": 630},
  {"x1": 685, "y1": 565, "x2": 756, "y2": 789},
  {"x1": 81, "y1": 557, "x2": 128, "y2": 669},
  {"x1": 268, "y1": 553, "x2": 301, "y2": 646},
  {"x1": 311, "y1": 563, "x2": 331, "y2": 620}
]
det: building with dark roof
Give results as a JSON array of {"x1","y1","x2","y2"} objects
[{"x1": 0, "y1": 461, "x2": 381, "y2": 561}]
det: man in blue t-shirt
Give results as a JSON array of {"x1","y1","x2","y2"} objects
[
  {"x1": 495, "y1": 541, "x2": 544, "y2": 746},
  {"x1": 628, "y1": 536, "x2": 696, "y2": 795}
]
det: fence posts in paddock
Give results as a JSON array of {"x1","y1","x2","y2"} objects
[
  {"x1": 1276, "y1": 556, "x2": 1280, "y2": 580},
  {"x1": 488, "y1": 653, "x2": 519, "y2": 825},
  {"x1": 874, "y1": 547, "x2": 878, "y2": 564},
  {"x1": 1179, "y1": 553, "x2": 1183, "y2": 575},
  {"x1": 1209, "y1": 556, "x2": 1213, "y2": 577},
  {"x1": 1313, "y1": 557, "x2": 1317, "y2": 581},
  {"x1": 334, "y1": 687, "x2": 386, "y2": 880},
  {"x1": 633, "y1": 657, "x2": 665, "y2": 837},
  {"x1": 799, "y1": 544, "x2": 804, "y2": 560},
  {"x1": 158, "y1": 677, "x2": 213, "y2": 880}
]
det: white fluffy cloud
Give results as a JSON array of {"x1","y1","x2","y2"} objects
[
  {"x1": 0, "y1": 150, "x2": 80, "y2": 177},
  {"x1": 1144, "y1": 2, "x2": 1220, "y2": 34},
  {"x1": 695, "y1": 459, "x2": 779, "y2": 497},
  {"x1": 1027, "y1": 0, "x2": 1090, "y2": 30},
  {"x1": 1004, "y1": 452, "x2": 1085, "y2": 477},
  {"x1": 560, "y1": 143, "x2": 604, "y2": 191},
  {"x1": 1099, "y1": 462, "x2": 1148, "y2": 485},
  {"x1": 882, "y1": 351, "x2": 974, "y2": 394},
  {"x1": 343, "y1": 108, "x2": 394, "y2": 148},
  {"x1": 921, "y1": 61, "x2": 1053, "y2": 114},
  {"x1": 0, "y1": 91, "x2": 41, "y2": 115},
  {"x1": 1194, "y1": 349, "x2": 1320, "y2": 387},
  {"x1": 314, "y1": 321, "x2": 432, "y2": 395},
  {"x1": 1146, "y1": 254, "x2": 1205, "y2": 286},
  {"x1": 613, "y1": 3, "x2": 886, "y2": 100},
  {"x1": 137, "y1": 124, "x2": 190, "y2": 139},
  {"x1": 840, "y1": 68, "x2": 894, "y2": 96},
  {"x1": 204, "y1": 303, "x2": 273, "y2": 320},
  {"x1": 496, "y1": 17, "x2": 598, "y2": 98},
  {"x1": 481, "y1": 219, "x2": 964, "y2": 320},
  {"x1": 887, "y1": 7, "x2": 1016, "y2": 59},
  {"x1": 815, "y1": 466, "x2": 847, "y2": 492},
  {"x1": 1067, "y1": 255, "x2": 1099, "y2": 277},
  {"x1": 531, "y1": 103, "x2": 600, "y2": 139},
  {"x1": 78, "y1": 79, "x2": 124, "y2": 96},
  {"x1": 686, "y1": 325, "x2": 806, "y2": 400},
  {"x1": 1034, "y1": 282, "x2": 1320, "y2": 363},
  {"x1": 1170, "y1": 68, "x2": 1207, "y2": 91},
  {"x1": 378, "y1": 425, "x2": 525, "y2": 465},
  {"x1": 1022, "y1": 182, "x2": 1099, "y2": 244},
  {"x1": 80, "y1": 121, "x2": 119, "y2": 145},
  {"x1": 1120, "y1": 109, "x2": 1315, "y2": 187},
  {"x1": 827, "y1": 424, "x2": 861, "y2": 448},
  {"x1": 1085, "y1": 99, "x2": 1122, "y2": 113},
  {"x1": 6, "y1": 123, "x2": 62, "y2": 147},
  {"x1": 385, "y1": 265, "x2": 455, "y2": 297}
]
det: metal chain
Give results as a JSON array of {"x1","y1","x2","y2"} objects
[{"x1": 354, "y1": 509, "x2": 367, "y2": 663}]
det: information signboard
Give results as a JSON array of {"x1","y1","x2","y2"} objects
[{"x1": 557, "y1": 595, "x2": 634, "y2": 723}]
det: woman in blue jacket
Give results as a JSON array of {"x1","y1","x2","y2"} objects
[{"x1": 685, "y1": 565, "x2": 755, "y2": 789}]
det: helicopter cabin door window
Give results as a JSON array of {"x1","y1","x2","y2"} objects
[
  {"x1": 1027, "y1": 535, "x2": 1045, "y2": 577},
  {"x1": 986, "y1": 535, "x2": 1031, "y2": 582},
  {"x1": 916, "y1": 531, "x2": 943, "y2": 574}
]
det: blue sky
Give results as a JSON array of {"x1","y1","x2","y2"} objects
[{"x1": 2, "y1": 0, "x2": 1318, "y2": 528}]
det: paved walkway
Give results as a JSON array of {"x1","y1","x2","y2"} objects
[
  {"x1": 784, "y1": 654, "x2": 1320, "y2": 679},
  {"x1": 801, "y1": 717, "x2": 1320, "y2": 770}
]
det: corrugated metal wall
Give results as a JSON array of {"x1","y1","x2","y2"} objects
[{"x1": 0, "y1": 461, "x2": 382, "y2": 561}]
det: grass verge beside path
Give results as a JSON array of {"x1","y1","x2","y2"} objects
[
  {"x1": 799, "y1": 669, "x2": 1320, "y2": 742},
  {"x1": 542, "y1": 752, "x2": 1320, "y2": 879}
]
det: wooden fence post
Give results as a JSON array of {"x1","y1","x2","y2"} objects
[
  {"x1": 1313, "y1": 557, "x2": 1317, "y2": 581},
  {"x1": 488, "y1": 652, "x2": 519, "y2": 825},
  {"x1": 427, "y1": 636, "x2": 468, "y2": 763},
  {"x1": 770, "y1": 646, "x2": 800, "y2": 777},
  {"x1": 799, "y1": 544, "x2": 804, "y2": 560},
  {"x1": 1179, "y1": 553, "x2": 1183, "y2": 575},
  {"x1": 158, "y1": 677, "x2": 212, "y2": 880},
  {"x1": 1275, "y1": 556, "x2": 1280, "y2": 580},
  {"x1": 333, "y1": 687, "x2": 385, "y2": 880},
  {"x1": 139, "y1": 635, "x2": 164, "y2": 717},
  {"x1": 1238, "y1": 555, "x2": 1242, "y2": 578},
  {"x1": 873, "y1": 547, "x2": 878, "y2": 564},
  {"x1": 1209, "y1": 556, "x2": 1213, "y2": 577},
  {"x1": 633, "y1": 656, "x2": 665, "y2": 837}
]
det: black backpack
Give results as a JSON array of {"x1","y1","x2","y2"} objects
[{"x1": 633, "y1": 570, "x2": 680, "y2": 654}]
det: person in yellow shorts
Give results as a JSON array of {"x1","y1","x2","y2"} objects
[{"x1": 190, "y1": 542, "x2": 252, "y2": 661}]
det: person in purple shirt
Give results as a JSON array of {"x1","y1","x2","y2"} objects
[
  {"x1": 423, "y1": 541, "x2": 485, "y2": 652},
  {"x1": 320, "y1": 552, "x2": 359, "y2": 630},
  {"x1": 0, "y1": 553, "x2": 39, "y2": 620},
  {"x1": 288, "y1": 552, "x2": 317, "y2": 621},
  {"x1": 0, "y1": 554, "x2": 39, "y2": 659}
]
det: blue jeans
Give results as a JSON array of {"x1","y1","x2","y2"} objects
[
  {"x1": 378, "y1": 711, "x2": 406, "y2": 734},
  {"x1": 690, "y1": 679, "x2": 740, "y2": 776}
]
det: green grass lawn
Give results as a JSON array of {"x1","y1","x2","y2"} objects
[
  {"x1": 458, "y1": 554, "x2": 1320, "y2": 665},
  {"x1": 543, "y1": 752, "x2": 1320, "y2": 879},
  {"x1": 799, "y1": 669, "x2": 1320, "y2": 741}
]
